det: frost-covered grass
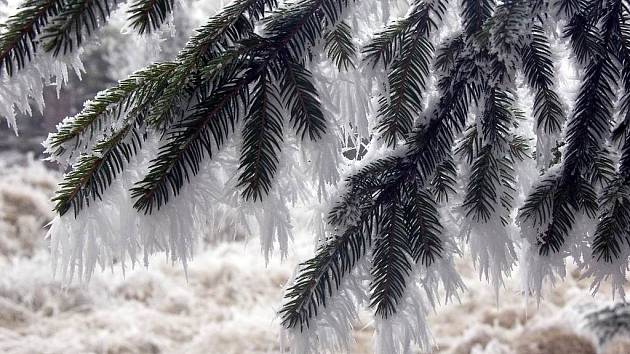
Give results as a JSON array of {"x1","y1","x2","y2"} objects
[
  {"x1": 0, "y1": 153, "x2": 56, "y2": 261},
  {"x1": 0, "y1": 155, "x2": 627, "y2": 354}
]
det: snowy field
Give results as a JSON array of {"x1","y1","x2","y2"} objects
[{"x1": 0, "y1": 154, "x2": 627, "y2": 354}]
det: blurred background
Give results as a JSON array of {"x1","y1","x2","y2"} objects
[{"x1": 0, "y1": 1, "x2": 629, "y2": 353}]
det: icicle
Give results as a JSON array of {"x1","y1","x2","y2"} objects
[
  {"x1": 0, "y1": 49, "x2": 84, "y2": 134},
  {"x1": 373, "y1": 238, "x2": 464, "y2": 354},
  {"x1": 373, "y1": 281, "x2": 433, "y2": 354},
  {"x1": 254, "y1": 195, "x2": 294, "y2": 263},
  {"x1": 301, "y1": 126, "x2": 341, "y2": 201},
  {"x1": 461, "y1": 219, "x2": 517, "y2": 302},
  {"x1": 582, "y1": 242, "x2": 630, "y2": 301},
  {"x1": 282, "y1": 260, "x2": 369, "y2": 354},
  {"x1": 47, "y1": 107, "x2": 340, "y2": 283}
]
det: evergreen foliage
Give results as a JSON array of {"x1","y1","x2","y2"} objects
[
  {"x1": 2, "y1": 0, "x2": 630, "y2": 352},
  {"x1": 521, "y1": 24, "x2": 565, "y2": 134},
  {"x1": 41, "y1": 0, "x2": 115, "y2": 56},
  {"x1": 127, "y1": 0, "x2": 175, "y2": 34},
  {"x1": 323, "y1": 21, "x2": 355, "y2": 71},
  {"x1": 0, "y1": 0, "x2": 64, "y2": 75}
]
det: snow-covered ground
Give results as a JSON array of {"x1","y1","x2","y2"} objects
[{"x1": 0, "y1": 155, "x2": 627, "y2": 354}]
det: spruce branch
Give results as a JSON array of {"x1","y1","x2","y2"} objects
[
  {"x1": 127, "y1": 0, "x2": 174, "y2": 34},
  {"x1": 455, "y1": 124, "x2": 481, "y2": 164},
  {"x1": 131, "y1": 72, "x2": 251, "y2": 213},
  {"x1": 180, "y1": 0, "x2": 274, "y2": 59},
  {"x1": 430, "y1": 155, "x2": 457, "y2": 203},
  {"x1": 509, "y1": 134, "x2": 531, "y2": 161},
  {"x1": 237, "y1": 69, "x2": 285, "y2": 201},
  {"x1": 461, "y1": 0, "x2": 495, "y2": 36},
  {"x1": 488, "y1": 0, "x2": 529, "y2": 62},
  {"x1": 146, "y1": 0, "x2": 275, "y2": 128},
  {"x1": 519, "y1": 173, "x2": 557, "y2": 226},
  {"x1": 592, "y1": 176, "x2": 630, "y2": 262},
  {"x1": 520, "y1": 172, "x2": 598, "y2": 255},
  {"x1": 278, "y1": 57, "x2": 327, "y2": 141},
  {"x1": 555, "y1": 0, "x2": 583, "y2": 18},
  {"x1": 147, "y1": 0, "x2": 346, "y2": 132},
  {"x1": 264, "y1": 0, "x2": 347, "y2": 60},
  {"x1": 564, "y1": 6, "x2": 604, "y2": 65},
  {"x1": 463, "y1": 145, "x2": 502, "y2": 222},
  {"x1": 41, "y1": 0, "x2": 116, "y2": 56},
  {"x1": 370, "y1": 190, "x2": 413, "y2": 319},
  {"x1": 521, "y1": 0, "x2": 625, "y2": 258},
  {"x1": 146, "y1": 45, "x2": 255, "y2": 130},
  {"x1": 563, "y1": 54, "x2": 618, "y2": 176},
  {"x1": 48, "y1": 19, "x2": 261, "y2": 159},
  {"x1": 53, "y1": 122, "x2": 143, "y2": 216},
  {"x1": 323, "y1": 159, "x2": 445, "y2": 321},
  {"x1": 370, "y1": 0, "x2": 448, "y2": 146},
  {"x1": 404, "y1": 186, "x2": 444, "y2": 266},
  {"x1": 329, "y1": 156, "x2": 403, "y2": 227},
  {"x1": 600, "y1": 0, "x2": 626, "y2": 49},
  {"x1": 434, "y1": 33, "x2": 464, "y2": 72},
  {"x1": 376, "y1": 34, "x2": 433, "y2": 146},
  {"x1": 46, "y1": 62, "x2": 175, "y2": 158},
  {"x1": 280, "y1": 224, "x2": 368, "y2": 330},
  {"x1": 479, "y1": 88, "x2": 514, "y2": 148},
  {"x1": 362, "y1": 15, "x2": 410, "y2": 68},
  {"x1": 0, "y1": 0, "x2": 63, "y2": 76},
  {"x1": 134, "y1": 0, "x2": 354, "y2": 211},
  {"x1": 407, "y1": 60, "x2": 480, "y2": 182},
  {"x1": 592, "y1": 113, "x2": 630, "y2": 262},
  {"x1": 498, "y1": 155, "x2": 517, "y2": 217},
  {"x1": 520, "y1": 174, "x2": 573, "y2": 255},
  {"x1": 362, "y1": 0, "x2": 445, "y2": 68},
  {"x1": 536, "y1": 179, "x2": 581, "y2": 255},
  {"x1": 280, "y1": 52, "x2": 477, "y2": 328},
  {"x1": 587, "y1": 147, "x2": 616, "y2": 187},
  {"x1": 521, "y1": 24, "x2": 565, "y2": 133},
  {"x1": 47, "y1": 50, "x2": 254, "y2": 216},
  {"x1": 327, "y1": 54, "x2": 476, "y2": 322},
  {"x1": 323, "y1": 20, "x2": 355, "y2": 71}
]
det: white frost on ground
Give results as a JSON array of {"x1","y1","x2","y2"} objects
[{"x1": 0, "y1": 157, "x2": 628, "y2": 354}]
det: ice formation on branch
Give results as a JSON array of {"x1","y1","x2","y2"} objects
[{"x1": 2, "y1": 0, "x2": 630, "y2": 352}]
